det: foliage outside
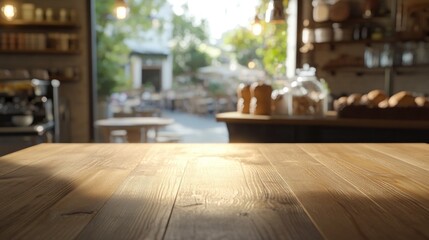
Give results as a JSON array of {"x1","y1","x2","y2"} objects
[
  {"x1": 95, "y1": 0, "x2": 289, "y2": 97},
  {"x1": 95, "y1": 0, "x2": 166, "y2": 97},
  {"x1": 223, "y1": 0, "x2": 288, "y2": 77},
  {"x1": 170, "y1": 6, "x2": 212, "y2": 84}
]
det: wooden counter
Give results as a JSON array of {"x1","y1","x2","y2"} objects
[
  {"x1": 216, "y1": 112, "x2": 429, "y2": 143},
  {"x1": 1, "y1": 143, "x2": 429, "y2": 239}
]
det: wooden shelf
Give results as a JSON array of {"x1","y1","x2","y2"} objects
[
  {"x1": 312, "y1": 37, "x2": 427, "y2": 46},
  {"x1": 53, "y1": 77, "x2": 79, "y2": 82},
  {"x1": 323, "y1": 64, "x2": 429, "y2": 75},
  {"x1": 0, "y1": 49, "x2": 80, "y2": 55},
  {"x1": 0, "y1": 20, "x2": 79, "y2": 28},
  {"x1": 309, "y1": 16, "x2": 392, "y2": 28},
  {"x1": 0, "y1": 78, "x2": 50, "y2": 84}
]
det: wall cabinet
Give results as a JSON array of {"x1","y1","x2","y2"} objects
[
  {"x1": 298, "y1": 0, "x2": 429, "y2": 96},
  {"x1": 0, "y1": 5, "x2": 81, "y2": 82}
]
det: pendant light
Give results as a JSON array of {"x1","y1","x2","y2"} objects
[
  {"x1": 251, "y1": 14, "x2": 262, "y2": 35},
  {"x1": 114, "y1": 0, "x2": 129, "y2": 20},
  {"x1": 265, "y1": 0, "x2": 285, "y2": 24}
]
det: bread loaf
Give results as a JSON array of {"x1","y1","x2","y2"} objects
[
  {"x1": 236, "y1": 83, "x2": 251, "y2": 113},
  {"x1": 250, "y1": 82, "x2": 272, "y2": 115},
  {"x1": 367, "y1": 89, "x2": 387, "y2": 107},
  {"x1": 334, "y1": 96, "x2": 348, "y2": 111},
  {"x1": 415, "y1": 96, "x2": 429, "y2": 107},
  {"x1": 388, "y1": 91, "x2": 417, "y2": 107},
  {"x1": 378, "y1": 99, "x2": 389, "y2": 108},
  {"x1": 360, "y1": 94, "x2": 369, "y2": 105},
  {"x1": 347, "y1": 93, "x2": 362, "y2": 106}
]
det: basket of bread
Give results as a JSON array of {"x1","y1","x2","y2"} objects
[{"x1": 334, "y1": 90, "x2": 429, "y2": 120}]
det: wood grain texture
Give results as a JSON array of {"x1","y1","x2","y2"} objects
[
  {"x1": 0, "y1": 144, "x2": 147, "y2": 239},
  {"x1": 299, "y1": 144, "x2": 429, "y2": 239},
  {"x1": 76, "y1": 144, "x2": 188, "y2": 240},
  {"x1": 362, "y1": 143, "x2": 429, "y2": 171},
  {"x1": 0, "y1": 143, "x2": 428, "y2": 240},
  {"x1": 259, "y1": 144, "x2": 429, "y2": 240},
  {"x1": 164, "y1": 145, "x2": 321, "y2": 240}
]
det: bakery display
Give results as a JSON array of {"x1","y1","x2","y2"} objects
[{"x1": 335, "y1": 90, "x2": 429, "y2": 120}]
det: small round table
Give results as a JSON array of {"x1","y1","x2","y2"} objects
[{"x1": 95, "y1": 117, "x2": 174, "y2": 143}]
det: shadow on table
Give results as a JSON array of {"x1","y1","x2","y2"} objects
[{"x1": 0, "y1": 157, "x2": 427, "y2": 239}]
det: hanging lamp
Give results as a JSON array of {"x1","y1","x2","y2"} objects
[
  {"x1": 265, "y1": 0, "x2": 286, "y2": 24},
  {"x1": 251, "y1": 14, "x2": 263, "y2": 35},
  {"x1": 114, "y1": 0, "x2": 129, "y2": 20}
]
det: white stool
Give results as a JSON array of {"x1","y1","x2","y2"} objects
[
  {"x1": 110, "y1": 130, "x2": 128, "y2": 143},
  {"x1": 155, "y1": 132, "x2": 181, "y2": 143}
]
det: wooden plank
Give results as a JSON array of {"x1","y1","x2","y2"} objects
[
  {"x1": 76, "y1": 144, "x2": 188, "y2": 240},
  {"x1": 0, "y1": 144, "x2": 69, "y2": 176},
  {"x1": 0, "y1": 144, "x2": 145, "y2": 206},
  {"x1": 355, "y1": 144, "x2": 429, "y2": 188},
  {"x1": 362, "y1": 143, "x2": 429, "y2": 171},
  {"x1": 302, "y1": 144, "x2": 429, "y2": 210},
  {"x1": 259, "y1": 144, "x2": 428, "y2": 240},
  {"x1": 0, "y1": 144, "x2": 147, "y2": 239},
  {"x1": 0, "y1": 165, "x2": 96, "y2": 238},
  {"x1": 14, "y1": 168, "x2": 129, "y2": 240},
  {"x1": 299, "y1": 144, "x2": 429, "y2": 239},
  {"x1": 164, "y1": 145, "x2": 321, "y2": 240}
]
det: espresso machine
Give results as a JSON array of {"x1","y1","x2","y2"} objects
[{"x1": 0, "y1": 78, "x2": 60, "y2": 155}]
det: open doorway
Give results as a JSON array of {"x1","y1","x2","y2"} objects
[
  {"x1": 94, "y1": 0, "x2": 295, "y2": 143},
  {"x1": 142, "y1": 67, "x2": 162, "y2": 92}
]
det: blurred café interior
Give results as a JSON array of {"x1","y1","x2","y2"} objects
[{"x1": 0, "y1": 0, "x2": 429, "y2": 155}]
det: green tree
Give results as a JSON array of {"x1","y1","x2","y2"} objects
[
  {"x1": 223, "y1": 27, "x2": 262, "y2": 67},
  {"x1": 170, "y1": 6, "x2": 212, "y2": 82},
  {"x1": 223, "y1": 0, "x2": 288, "y2": 76},
  {"x1": 95, "y1": 0, "x2": 127, "y2": 97},
  {"x1": 95, "y1": 0, "x2": 166, "y2": 97}
]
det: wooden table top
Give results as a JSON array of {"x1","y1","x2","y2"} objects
[
  {"x1": 1, "y1": 143, "x2": 428, "y2": 239},
  {"x1": 216, "y1": 111, "x2": 429, "y2": 129}
]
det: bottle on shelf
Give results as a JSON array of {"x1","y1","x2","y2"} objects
[
  {"x1": 416, "y1": 42, "x2": 429, "y2": 65},
  {"x1": 364, "y1": 46, "x2": 380, "y2": 68},
  {"x1": 401, "y1": 42, "x2": 415, "y2": 66},
  {"x1": 312, "y1": 0, "x2": 329, "y2": 23},
  {"x1": 380, "y1": 44, "x2": 393, "y2": 67}
]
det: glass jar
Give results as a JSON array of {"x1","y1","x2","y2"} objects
[
  {"x1": 416, "y1": 42, "x2": 429, "y2": 65},
  {"x1": 312, "y1": 0, "x2": 329, "y2": 23},
  {"x1": 272, "y1": 87, "x2": 290, "y2": 115},
  {"x1": 314, "y1": 27, "x2": 332, "y2": 43},
  {"x1": 402, "y1": 42, "x2": 415, "y2": 66},
  {"x1": 333, "y1": 23, "x2": 352, "y2": 41},
  {"x1": 364, "y1": 46, "x2": 380, "y2": 68},
  {"x1": 288, "y1": 65, "x2": 328, "y2": 117},
  {"x1": 380, "y1": 44, "x2": 393, "y2": 67}
]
